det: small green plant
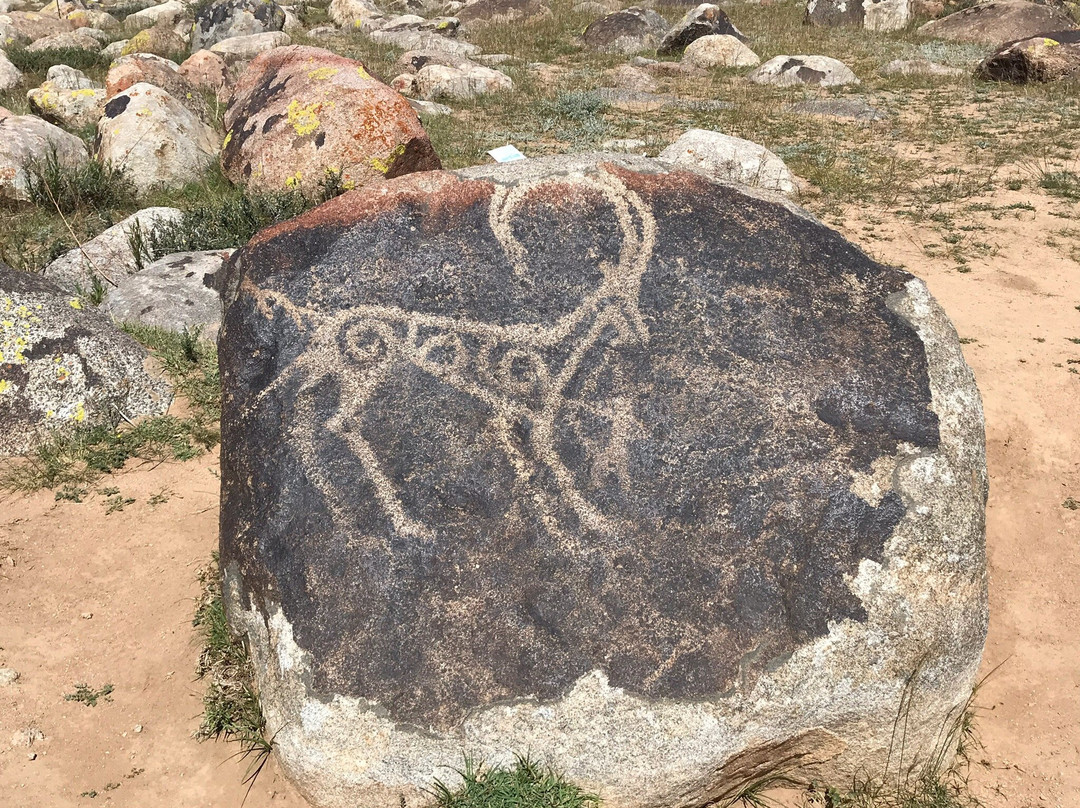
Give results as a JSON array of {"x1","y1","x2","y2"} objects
[
  {"x1": 65, "y1": 683, "x2": 114, "y2": 707},
  {"x1": 429, "y1": 756, "x2": 599, "y2": 808},
  {"x1": 25, "y1": 153, "x2": 137, "y2": 215},
  {"x1": 55, "y1": 484, "x2": 88, "y2": 503},
  {"x1": 194, "y1": 555, "x2": 273, "y2": 794},
  {"x1": 103, "y1": 493, "x2": 135, "y2": 514},
  {"x1": 148, "y1": 488, "x2": 173, "y2": 506},
  {"x1": 1064, "y1": 497, "x2": 1079, "y2": 510},
  {"x1": 1040, "y1": 170, "x2": 1080, "y2": 200}
]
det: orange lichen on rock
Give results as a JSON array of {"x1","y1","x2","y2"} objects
[{"x1": 221, "y1": 45, "x2": 441, "y2": 195}]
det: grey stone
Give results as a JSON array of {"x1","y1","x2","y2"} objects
[
  {"x1": 369, "y1": 27, "x2": 481, "y2": 56},
  {"x1": 748, "y1": 54, "x2": 861, "y2": 86},
  {"x1": 0, "y1": 111, "x2": 88, "y2": 201},
  {"x1": 0, "y1": 50, "x2": 22, "y2": 90},
  {"x1": 45, "y1": 64, "x2": 99, "y2": 90},
  {"x1": 414, "y1": 62, "x2": 513, "y2": 100},
  {"x1": 658, "y1": 127, "x2": 797, "y2": 193},
  {"x1": 27, "y1": 84, "x2": 106, "y2": 129},
  {"x1": 682, "y1": 33, "x2": 760, "y2": 68},
  {"x1": 457, "y1": 0, "x2": 550, "y2": 30},
  {"x1": 104, "y1": 250, "x2": 231, "y2": 337},
  {"x1": 209, "y1": 30, "x2": 291, "y2": 62},
  {"x1": 191, "y1": 0, "x2": 286, "y2": 52},
  {"x1": 328, "y1": 0, "x2": 381, "y2": 27},
  {"x1": 917, "y1": 0, "x2": 1076, "y2": 43},
  {"x1": 0, "y1": 668, "x2": 19, "y2": 685},
  {"x1": 0, "y1": 264, "x2": 172, "y2": 456},
  {"x1": 657, "y1": 3, "x2": 746, "y2": 56},
  {"x1": 26, "y1": 27, "x2": 104, "y2": 51},
  {"x1": 43, "y1": 207, "x2": 183, "y2": 293},
  {"x1": 787, "y1": 97, "x2": 887, "y2": 120},
  {"x1": 602, "y1": 63, "x2": 658, "y2": 92},
  {"x1": 218, "y1": 152, "x2": 987, "y2": 808},
  {"x1": 123, "y1": 0, "x2": 186, "y2": 33},
  {"x1": 407, "y1": 97, "x2": 453, "y2": 116},
  {"x1": 806, "y1": 0, "x2": 911, "y2": 31},
  {"x1": 583, "y1": 6, "x2": 669, "y2": 53}
]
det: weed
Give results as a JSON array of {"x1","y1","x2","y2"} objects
[
  {"x1": 55, "y1": 484, "x2": 88, "y2": 503},
  {"x1": 4, "y1": 46, "x2": 112, "y2": 74},
  {"x1": 193, "y1": 555, "x2": 273, "y2": 794},
  {"x1": 148, "y1": 488, "x2": 172, "y2": 506},
  {"x1": 65, "y1": 683, "x2": 114, "y2": 707},
  {"x1": 25, "y1": 153, "x2": 137, "y2": 216},
  {"x1": 1040, "y1": 170, "x2": 1080, "y2": 200},
  {"x1": 103, "y1": 493, "x2": 135, "y2": 514},
  {"x1": 1064, "y1": 497, "x2": 1079, "y2": 510},
  {"x1": 429, "y1": 756, "x2": 599, "y2": 808}
]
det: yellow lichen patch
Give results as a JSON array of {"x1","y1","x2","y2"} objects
[
  {"x1": 287, "y1": 99, "x2": 322, "y2": 136},
  {"x1": 69, "y1": 298, "x2": 82, "y2": 309},
  {"x1": 223, "y1": 129, "x2": 233, "y2": 149},
  {"x1": 308, "y1": 67, "x2": 340, "y2": 80},
  {"x1": 1043, "y1": 38, "x2": 1060, "y2": 46},
  {"x1": 73, "y1": 401, "x2": 86, "y2": 422},
  {"x1": 356, "y1": 65, "x2": 372, "y2": 81},
  {"x1": 0, "y1": 379, "x2": 10, "y2": 396},
  {"x1": 369, "y1": 143, "x2": 406, "y2": 175},
  {"x1": 71, "y1": 88, "x2": 97, "y2": 98}
]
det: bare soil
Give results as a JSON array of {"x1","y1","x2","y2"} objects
[{"x1": 0, "y1": 185, "x2": 1077, "y2": 807}]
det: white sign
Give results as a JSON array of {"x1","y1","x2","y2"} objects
[{"x1": 487, "y1": 145, "x2": 526, "y2": 163}]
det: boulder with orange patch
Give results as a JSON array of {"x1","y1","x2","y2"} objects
[{"x1": 221, "y1": 45, "x2": 442, "y2": 195}]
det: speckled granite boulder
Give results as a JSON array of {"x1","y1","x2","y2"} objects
[
  {"x1": 218, "y1": 153, "x2": 988, "y2": 808},
  {"x1": 748, "y1": 54, "x2": 860, "y2": 86},
  {"x1": 192, "y1": 0, "x2": 286, "y2": 51},
  {"x1": 806, "y1": 0, "x2": 912, "y2": 31},
  {"x1": 657, "y1": 128, "x2": 797, "y2": 193},
  {"x1": 0, "y1": 263, "x2": 171, "y2": 456},
  {"x1": 657, "y1": 3, "x2": 746, "y2": 56},
  {"x1": 104, "y1": 249, "x2": 229, "y2": 337},
  {"x1": 221, "y1": 45, "x2": 441, "y2": 195}
]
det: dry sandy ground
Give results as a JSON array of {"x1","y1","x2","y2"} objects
[{"x1": 0, "y1": 187, "x2": 1077, "y2": 808}]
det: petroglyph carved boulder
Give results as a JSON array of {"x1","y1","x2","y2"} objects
[
  {"x1": 221, "y1": 45, "x2": 441, "y2": 195},
  {"x1": 218, "y1": 153, "x2": 988, "y2": 808}
]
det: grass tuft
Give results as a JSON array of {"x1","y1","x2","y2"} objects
[
  {"x1": 25, "y1": 153, "x2": 137, "y2": 216},
  {"x1": 430, "y1": 756, "x2": 600, "y2": 808},
  {"x1": 4, "y1": 46, "x2": 112, "y2": 74}
]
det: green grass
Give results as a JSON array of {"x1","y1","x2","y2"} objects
[
  {"x1": 25, "y1": 153, "x2": 137, "y2": 215},
  {"x1": 193, "y1": 555, "x2": 273, "y2": 791},
  {"x1": 4, "y1": 46, "x2": 113, "y2": 74},
  {"x1": 430, "y1": 757, "x2": 599, "y2": 808}
]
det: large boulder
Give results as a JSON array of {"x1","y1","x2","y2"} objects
[
  {"x1": 0, "y1": 110, "x2": 88, "y2": 201},
  {"x1": 43, "y1": 207, "x2": 183, "y2": 293},
  {"x1": 106, "y1": 53, "x2": 211, "y2": 122},
  {"x1": 0, "y1": 263, "x2": 172, "y2": 456},
  {"x1": 120, "y1": 22, "x2": 188, "y2": 56},
  {"x1": 209, "y1": 30, "x2": 291, "y2": 62},
  {"x1": 27, "y1": 84, "x2": 106, "y2": 128},
  {"x1": 657, "y1": 3, "x2": 746, "y2": 56},
  {"x1": 46, "y1": 63, "x2": 98, "y2": 89},
  {"x1": 806, "y1": 0, "x2": 912, "y2": 31},
  {"x1": 123, "y1": 0, "x2": 186, "y2": 33},
  {"x1": 917, "y1": 0, "x2": 1076, "y2": 43},
  {"x1": 191, "y1": 0, "x2": 286, "y2": 52},
  {"x1": 748, "y1": 54, "x2": 861, "y2": 86},
  {"x1": 413, "y1": 62, "x2": 513, "y2": 99},
  {"x1": 583, "y1": 6, "x2": 669, "y2": 53},
  {"x1": 103, "y1": 249, "x2": 230, "y2": 337},
  {"x1": 682, "y1": 33, "x2": 760, "y2": 67},
  {"x1": 975, "y1": 28, "x2": 1080, "y2": 80},
  {"x1": 221, "y1": 45, "x2": 441, "y2": 195},
  {"x1": 657, "y1": 128, "x2": 797, "y2": 194},
  {"x1": 328, "y1": 0, "x2": 381, "y2": 28},
  {"x1": 218, "y1": 153, "x2": 988, "y2": 808},
  {"x1": 98, "y1": 83, "x2": 221, "y2": 193}
]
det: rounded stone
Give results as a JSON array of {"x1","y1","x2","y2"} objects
[{"x1": 218, "y1": 153, "x2": 987, "y2": 808}]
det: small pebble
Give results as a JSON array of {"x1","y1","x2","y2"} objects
[
  {"x1": 81, "y1": 612, "x2": 93, "y2": 620},
  {"x1": 27, "y1": 752, "x2": 36, "y2": 760},
  {"x1": 0, "y1": 668, "x2": 20, "y2": 686},
  {"x1": 133, "y1": 724, "x2": 143, "y2": 733}
]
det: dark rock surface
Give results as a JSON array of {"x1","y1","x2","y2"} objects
[
  {"x1": 917, "y1": 0, "x2": 1077, "y2": 43},
  {"x1": 219, "y1": 153, "x2": 988, "y2": 808},
  {"x1": 975, "y1": 28, "x2": 1080, "y2": 80},
  {"x1": 457, "y1": 0, "x2": 551, "y2": 29},
  {"x1": 0, "y1": 263, "x2": 172, "y2": 456},
  {"x1": 583, "y1": 6, "x2": 669, "y2": 53},
  {"x1": 657, "y1": 3, "x2": 746, "y2": 56}
]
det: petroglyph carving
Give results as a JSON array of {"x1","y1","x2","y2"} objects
[{"x1": 242, "y1": 172, "x2": 657, "y2": 539}]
